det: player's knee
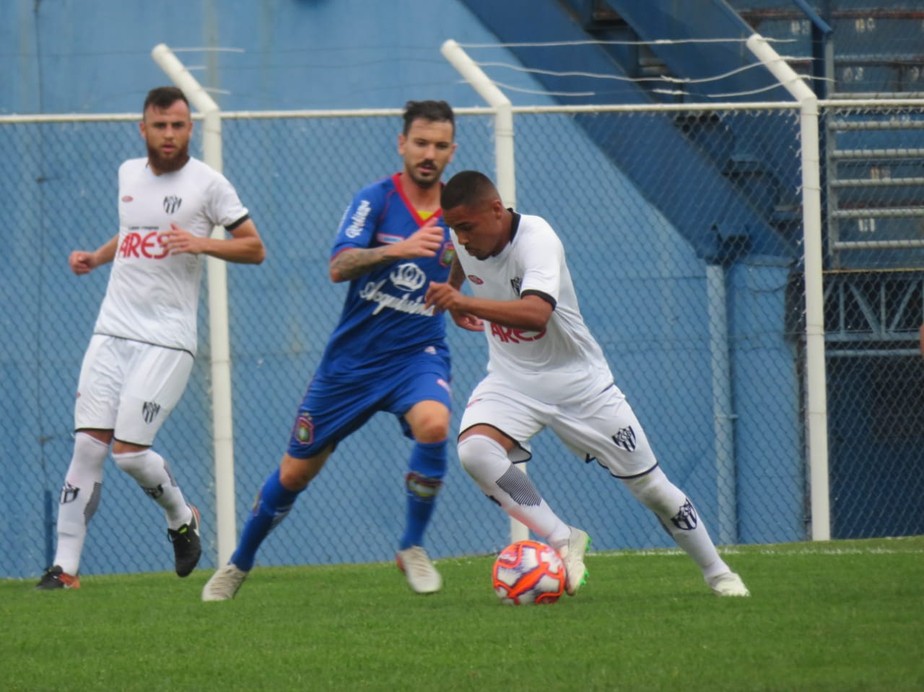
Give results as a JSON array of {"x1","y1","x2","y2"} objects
[
  {"x1": 457, "y1": 434, "x2": 508, "y2": 481},
  {"x1": 112, "y1": 449, "x2": 148, "y2": 478},
  {"x1": 279, "y1": 448, "x2": 330, "y2": 490},
  {"x1": 405, "y1": 471, "x2": 443, "y2": 501},
  {"x1": 414, "y1": 420, "x2": 450, "y2": 444},
  {"x1": 624, "y1": 469, "x2": 689, "y2": 519},
  {"x1": 279, "y1": 460, "x2": 316, "y2": 491}
]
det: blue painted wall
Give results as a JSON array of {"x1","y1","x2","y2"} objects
[{"x1": 3, "y1": 0, "x2": 554, "y2": 114}]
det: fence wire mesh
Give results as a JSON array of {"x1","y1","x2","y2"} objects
[{"x1": 2, "y1": 102, "x2": 922, "y2": 579}]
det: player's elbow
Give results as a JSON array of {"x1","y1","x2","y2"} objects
[
  {"x1": 521, "y1": 314, "x2": 551, "y2": 332},
  {"x1": 519, "y1": 296, "x2": 553, "y2": 331}
]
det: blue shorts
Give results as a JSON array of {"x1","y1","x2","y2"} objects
[{"x1": 286, "y1": 347, "x2": 452, "y2": 459}]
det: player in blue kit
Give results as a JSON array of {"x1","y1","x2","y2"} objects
[{"x1": 203, "y1": 100, "x2": 459, "y2": 600}]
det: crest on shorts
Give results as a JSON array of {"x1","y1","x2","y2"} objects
[
  {"x1": 293, "y1": 414, "x2": 314, "y2": 445},
  {"x1": 142, "y1": 400, "x2": 162, "y2": 424},
  {"x1": 611, "y1": 425, "x2": 637, "y2": 452}
]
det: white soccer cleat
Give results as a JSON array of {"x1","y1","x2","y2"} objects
[
  {"x1": 396, "y1": 546, "x2": 443, "y2": 594},
  {"x1": 708, "y1": 571, "x2": 750, "y2": 597},
  {"x1": 202, "y1": 563, "x2": 249, "y2": 602},
  {"x1": 556, "y1": 527, "x2": 591, "y2": 596}
]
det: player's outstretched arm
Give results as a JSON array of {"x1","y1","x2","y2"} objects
[{"x1": 329, "y1": 216, "x2": 444, "y2": 283}]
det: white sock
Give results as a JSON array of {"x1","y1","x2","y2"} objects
[
  {"x1": 112, "y1": 448, "x2": 192, "y2": 529},
  {"x1": 458, "y1": 435, "x2": 570, "y2": 545},
  {"x1": 54, "y1": 432, "x2": 109, "y2": 575},
  {"x1": 623, "y1": 467, "x2": 730, "y2": 580}
]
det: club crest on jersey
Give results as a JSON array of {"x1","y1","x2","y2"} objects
[
  {"x1": 163, "y1": 195, "x2": 182, "y2": 214},
  {"x1": 439, "y1": 243, "x2": 456, "y2": 268},
  {"x1": 510, "y1": 277, "x2": 522, "y2": 296}
]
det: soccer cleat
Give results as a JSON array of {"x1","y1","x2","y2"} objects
[
  {"x1": 556, "y1": 527, "x2": 591, "y2": 596},
  {"x1": 708, "y1": 571, "x2": 750, "y2": 597},
  {"x1": 396, "y1": 546, "x2": 442, "y2": 594},
  {"x1": 202, "y1": 563, "x2": 250, "y2": 602},
  {"x1": 35, "y1": 565, "x2": 80, "y2": 590},
  {"x1": 167, "y1": 504, "x2": 202, "y2": 577}
]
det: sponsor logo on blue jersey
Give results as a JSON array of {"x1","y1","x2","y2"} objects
[{"x1": 345, "y1": 200, "x2": 372, "y2": 238}]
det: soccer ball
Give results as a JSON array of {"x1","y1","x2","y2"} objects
[{"x1": 492, "y1": 539, "x2": 566, "y2": 605}]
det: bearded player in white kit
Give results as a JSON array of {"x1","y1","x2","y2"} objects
[
  {"x1": 425, "y1": 170, "x2": 749, "y2": 598},
  {"x1": 36, "y1": 86, "x2": 265, "y2": 589}
]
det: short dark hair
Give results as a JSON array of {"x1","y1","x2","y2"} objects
[
  {"x1": 143, "y1": 86, "x2": 189, "y2": 114},
  {"x1": 402, "y1": 100, "x2": 454, "y2": 137},
  {"x1": 441, "y1": 170, "x2": 498, "y2": 210}
]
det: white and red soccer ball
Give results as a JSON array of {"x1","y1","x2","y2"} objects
[{"x1": 492, "y1": 539, "x2": 566, "y2": 605}]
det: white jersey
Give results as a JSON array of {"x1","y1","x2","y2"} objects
[
  {"x1": 93, "y1": 157, "x2": 248, "y2": 354},
  {"x1": 454, "y1": 212, "x2": 615, "y2": 403}
]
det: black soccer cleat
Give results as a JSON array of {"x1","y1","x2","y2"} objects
[
  {"x1": 36, "y1": 565, "x2": 81, "y2": 590},
  {"x1": 168, "y1": 504, "x2": 202, "y2": 577}
]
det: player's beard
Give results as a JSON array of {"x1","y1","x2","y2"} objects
[
  {"x1": 407, "y1": 160, "x2": 441, "y2": 189},
  {"x1": 147, "y1": 142, "x2": 190, "y2": 174}
]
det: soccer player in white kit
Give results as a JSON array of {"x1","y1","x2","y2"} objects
[
  {"x1": 425, "y1": 170, "x2": 749, "y2": 598},
  {"x1": 36, "y1": 86, "x2": 265, "y2": 589}
]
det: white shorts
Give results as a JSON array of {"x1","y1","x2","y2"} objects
[
  {"x1": 74, "y1": 334, "x2": 194, "y2": 446},
  {"x1": 459, "y1": 375, "x2": 659, "y2": 478}
]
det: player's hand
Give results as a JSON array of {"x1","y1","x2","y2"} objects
[
  {"x1": 426, "y1": 280, "x2": 468, "y2": 312},
  {"x1": 163, "y1": 223, "x2": 207, "y2": 255},
  {"x1": 69, "y1": 250, "x2": 97, "y2": 275},
  {"x1": 450, "y1": 310, "x2": 484, "y2": 332},
  {"x1": 398, "y1": 216, "x2": 445, "y2": 259}
]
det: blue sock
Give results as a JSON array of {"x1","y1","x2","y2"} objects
[
  {"x1": 231, "y1": 467, "x2": 300, "y2": 571},
  {"x1": 399, "y1": 440, "x2": 447, "y2": 550}
]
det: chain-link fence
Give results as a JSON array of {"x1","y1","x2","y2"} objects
[{"x1": 3, "y1": 101, "x2": 922, "y2": 579}]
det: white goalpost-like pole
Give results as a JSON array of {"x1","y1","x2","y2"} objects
[
  {"x1": 746, "y1": 33, "x2": 831, "y2": 541},
  {"x1": 441, "y1": 39, "x2": 516, "y2": 209},
  {"x1": 440, "y1": 39, "x2": 528, "y2": 543},
  {"x1": 151, "y1": 43, "x2": 238, "y2": 563}
]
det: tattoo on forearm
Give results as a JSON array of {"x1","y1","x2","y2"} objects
[{"x1": 334, "y1": 247, "x2": 388, "y2": 280}]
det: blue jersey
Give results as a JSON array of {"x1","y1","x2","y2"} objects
[{"x1": 319, "y1": 173, "x2": 455, "y2": 377}]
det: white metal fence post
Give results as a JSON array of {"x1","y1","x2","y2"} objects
[
  {"x1": 747, "y1": 32, "x2": 831, "y2": 541},
  {"x1": 151, "y1": 43, "x2": 238, "y2": 563},
  {"x1": 440, "y1": 39, "x2": 526, "y2": 543}
]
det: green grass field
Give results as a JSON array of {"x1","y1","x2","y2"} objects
[{"x1": 2, "y1": 537, "x2": 922, "y2": 691}]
